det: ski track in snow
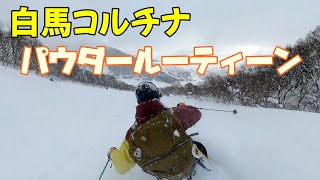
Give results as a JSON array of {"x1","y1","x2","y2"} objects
[{"x1": 1, "y1": 66, "x2": 320, "y2": 180}]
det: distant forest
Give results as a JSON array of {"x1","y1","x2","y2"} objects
[
  {"x1": 1, "y1": 23, "x2": 319, "y2": 113},
  {"x1": 0, "y1": 24, "x2": 135, "y2": 91},
  {"x1": 162, "y1": 26, "x2": 320, "y2": 113}
]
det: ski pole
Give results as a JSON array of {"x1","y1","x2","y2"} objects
[
  {"x1": 98, "y1": 157, "x2": 112, "y2": 180},
  {"x1": 205, "y1": 157, "x2": 226, "y2": 180},
  {"x1": 198, "y1": 108, "x2": 238, "y2": 115}
]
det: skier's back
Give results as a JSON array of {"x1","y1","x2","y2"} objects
[{"x1": 108, "y1": 82, "x2": 202, "y2": 180}]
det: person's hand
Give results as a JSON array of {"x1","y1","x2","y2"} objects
[
  {"x1": 108, "y1": 147, "x2": 118, "y2": 158},
  {"x1": 177, "y1": 102, "x2": 186, "y2": 107}
]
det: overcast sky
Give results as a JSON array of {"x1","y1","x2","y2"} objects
[{"x1": 1, "y1": 0, "x2": 320, "y2": 58}]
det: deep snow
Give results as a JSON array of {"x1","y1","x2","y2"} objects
[{"x1": 1, "y1": 66, "x2": 320, "y2": 180}]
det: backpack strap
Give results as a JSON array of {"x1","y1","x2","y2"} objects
[
  {"x1": 130, "y1": 121, "x2": 140, "y2": 133},
  {"x1": 141, "y1": 139, "x2": 192, "y2": 168}
]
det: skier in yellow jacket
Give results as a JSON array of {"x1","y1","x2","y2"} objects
[{"x1": 108, "y1": 82, "x2": 202, "y2": 179}]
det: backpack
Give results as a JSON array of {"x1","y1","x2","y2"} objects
[{"x1": 128, "y1": 110, "x2": 194, "y2": 179}]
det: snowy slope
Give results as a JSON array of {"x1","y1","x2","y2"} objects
[{"x1": 1, "y1": 66, "x2": 320, "y2": 180}]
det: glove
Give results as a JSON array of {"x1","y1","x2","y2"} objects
[
  {"x1": 177, "y1": 102, "x2": 186, "y2": 107},
  {"x1": 192, "y1": 144, "x2": 203, "y2": 159},
  {"x1": 108, "y1": 147, "x2": 118, "y2": 158}
]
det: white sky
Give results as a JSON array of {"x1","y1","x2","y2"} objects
[{"x1": 1, "y1": 0, "x2": 320, "y2": 59}]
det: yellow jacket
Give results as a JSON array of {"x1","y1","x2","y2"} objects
[{"x1": 110, "y1": 140, "x2": 136, "y2": 175}]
